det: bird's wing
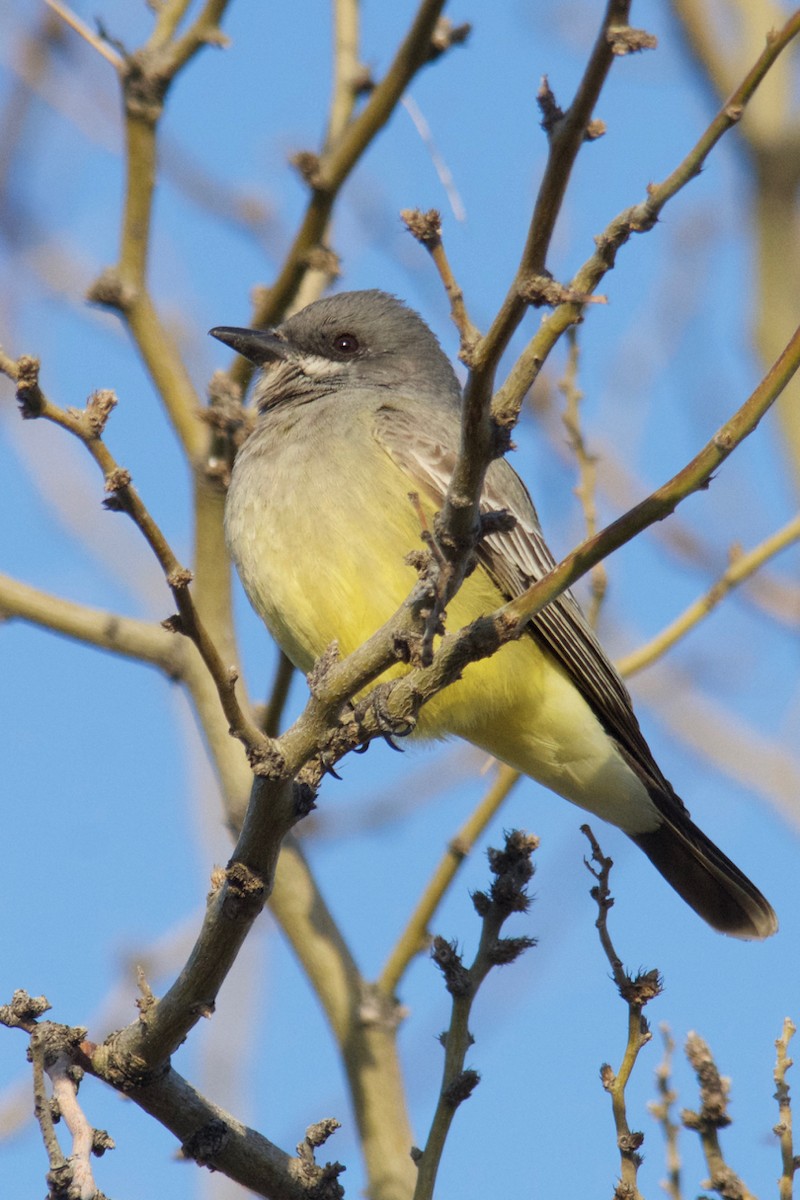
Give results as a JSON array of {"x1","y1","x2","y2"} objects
[{"x1": 373, "y1": 403, "x2": 677, "y2": 797}]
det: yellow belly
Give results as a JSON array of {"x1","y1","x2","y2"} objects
[{"x1": 226, "y1": 433, "x2": 658, "y2": 835}]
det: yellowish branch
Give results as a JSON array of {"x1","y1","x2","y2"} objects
[
  {"x1": 559, "y1": 329, "x2": 607, "y2": 628},
  {"x1": 617, "y1": 513, "x2": 800, "y2": 677},
  {"x1": 0, "y1": 572, "x2": 181, "y2": 671},
  {"x1": 378, "y1": 762, "x2": 521, "y2": 996}
]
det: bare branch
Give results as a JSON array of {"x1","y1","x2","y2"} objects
[
  {"x1": 4, "y1": 354, "x2": 267, "y2": 762},
  {"x1": 494, "y1": 8, "x2": 800, "y2": 424},
  {"x1": 558, "y1": 329, "x2": 607, "y2": 628},
  {"x1": 617, "y1": 513, "x2": 800, "y2": 677},
  {"x1": 648, "y1": 1025, "x2": 683, "y2": 1200},
  {"x1": 583, "y1": 826, "x2": 662, "y2": 1200},
  {"x1": 43, "y1": 0, "x2": 122, "y2": 66},
  {"x1": 0, "y1": 572, "x2": 183, "y2": 672},
  {"x1": 228, "y1": 0, "x2": 451, "y2": 394},
  {"x1": 401, "y1": 208, "x2": 481, "y2": 359},
  {"x1": 774, "y1": 1016, "x2": 797, "y2": 1200},
  {"x1": 681, "y1": 1033, "x2": 756, "y2": 1200},
  {"x1": 412, "y1": 831, "x2": 538, "y2": 1200},
  {"x1": 379, "y1": 763, "x2": 521, "y2": 996}
]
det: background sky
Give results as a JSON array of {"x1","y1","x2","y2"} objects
[{"x1": 2, "y1": 2, "x2": 799, "y2": 1198}]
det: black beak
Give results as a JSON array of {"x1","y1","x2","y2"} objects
[{"x1": 208, "y1": 326, "x2": 289, "y2": 366}]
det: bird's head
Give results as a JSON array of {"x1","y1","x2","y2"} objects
[{"x1": 210, "y1": 290, "x2": 461, "y2": 411}]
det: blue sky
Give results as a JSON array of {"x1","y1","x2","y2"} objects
[{"x1": 2, "y1": 3, "x2": 799, "y2": 1198}]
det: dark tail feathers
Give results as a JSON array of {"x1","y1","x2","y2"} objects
[{"x1": 631, "y1": 811, "x2": 777, "y2": 940}]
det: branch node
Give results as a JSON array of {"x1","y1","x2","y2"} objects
[
  {"x1": 85, "y1": 389, "x2": 118, "y2": 436},
  {"x1": 584, "y1": 117, "x2": 607, "y2": 141},
  {"x1": 246, "y1": 741, "x2": 287, "y2": 780},
  {"x1": 87, "y1": 266, "x2": 136, "y2": 313},
  {"x1": 224, "y1": 860, "x2": 266, "y2": 918},
  {"x1": 181, "y1": 1117, "x2": 231, "y2": 1166},
  {"x1": 301, "y1": 1118, "x2": 342, "y2": 1155},
  {"x1": 428, "y1": 17, "x2": 471, "y2": 60},
  {"x1": 401, "y1": 207, "x2": 442, "y2": 243},
  {"x1": 431, "y1": 936, "x2": 472, "y2": 997},
  {"x1": 15, "y1": 355, "x2": 45, "y2": 418},
  {"x1": 443, "y1": 1068, "x2": 480, "y2": 1106},
  {"x1": 167, "y1": 566, "x2": 194, "y2": 590},
  {"x1": 102, "y1": 467, "x2": 133, "y2": 512},
  {"x1": 600, "y1": 1062, "x2": 616, "y2": 1090},
  {"x1": 0, "y1": 989, "x2": 52, "y2": 1031},
  {"x1": 519, "y1": 273, "x2": 607, "y2": 310},
  {"x1": 92, "y1": 1128, "x2": 115, "y2": 1156},
  {"x1": 291, "y1": 150, "x2": 324, "y2": 189},
  {"x1": 121, "y1": 50, "x2": 171, "y2": 122},
  {"x1": 606, "y1": 26, "x2": 658, "y2": 55},
  {"x1": 293, "y1": 780, "x2": 318, "y2": 818},
  {"x1": 304, "y1": 244, "x2": 341, "y2": 277},
  {"x1": 537, "y1": 75, "x2": 564, "y2": 135},
  {"x1": 307, "y1": 642, "x2": 341, "y2": 696}
]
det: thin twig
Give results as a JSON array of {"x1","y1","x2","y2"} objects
[
  {"x1": 160, "y1": 0, "x2": 232, "y2": 77},
  {"x1": 401, "y1": 208, "x2": 481, "y2": 360},
  {"x1": 228, "y1": 0, "x2": 451, "y2": 393},
  {"x1": 4, "y1": 354, "x2": 267, "y2": 763},
  {"x1": 50, "y1": 1051, "x2": 112, "y2": 1199},
  {"x1": 558, "y1": 328, "x2": 607, "y2": 628},
  {"x1": 412, "y1": 831, "x2": 538, "y2": 1200},
  {"x1": 583, "y1": 826, "x2": 662, "y2": 1200},
  {"x1": 681, "y1": 1032, "x2": 756, "y2": 1200},
  {"x1": 618, "y1": 512, "x2": 800, "y2": 676},
  {"x1": 42, "y1": 0, "x2": 123, "y2": 66},
  {"x1": 648, "y1": 1024, "x2": 683, "y2": 1200},
  {"x1": 471, "y1": 0, "x2": 640, "y2": 392},
  {"x1": 262, "y1": 651, "x2": 296, "y2": 737},
  {"x1": 30, "y1": 1031, "x2": 67, "y2": 1183},
  {"x1": 378, "y1": 763, "x2": 522, "y2": 996},
  {"x1": 774, "y1": 1016, "x2": 797, "y2": 1200},
  {"x1": 149, "y1": 0, "x2": 195, "y2": 49},
  {"x1": 502, "y1": 320, "x2": 800, "y2": 632},
  {"x1": 402, "y1": 95, "x2": 466, "y2": 222},
  {"x1": 493, "y1": 7, "x2": 800, "y2": 426}
]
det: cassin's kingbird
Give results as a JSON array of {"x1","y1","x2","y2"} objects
[{"x1": 211, "y1": 290, "x2": 777, "y2": 940}]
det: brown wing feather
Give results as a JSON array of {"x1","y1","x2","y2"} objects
[
  {"x1": 374, "y1": 404, "x2": 680, "y2": 805},
  {"x1": 373, "y1": 404, "x2": 778, "y2": 940}
]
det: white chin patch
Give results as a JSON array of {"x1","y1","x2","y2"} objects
[{"x1": 301, "y1": 354, "x2": 345, "y2": 379}]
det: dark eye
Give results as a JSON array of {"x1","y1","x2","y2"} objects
[{"x1": 332, "y1": 332, "x2": 360, "y2": 355}]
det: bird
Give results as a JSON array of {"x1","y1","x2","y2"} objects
[{"x1": 210, "y1": 289, "x2": 777, "y2": 940}]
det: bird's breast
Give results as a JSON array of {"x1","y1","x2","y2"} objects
[{"x1": 225, "y1": 406, "x2": 426, "y2": 672}]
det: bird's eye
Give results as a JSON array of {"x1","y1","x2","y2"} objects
[{"x1": 332, "y1": 332, "x2": 360, "y2": 355}]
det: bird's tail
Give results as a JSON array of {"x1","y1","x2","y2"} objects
[{"x1": 630, "y1": 809, "x2": 778, "y2": 940}]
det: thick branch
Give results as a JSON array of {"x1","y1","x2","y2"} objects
[{"x1": 93, "y1": 773, "x2": 300, "y2": 1072}]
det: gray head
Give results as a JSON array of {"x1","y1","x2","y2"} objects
[{"x1": 210, "y1": 290, "x2": 461, "y2": 411}]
